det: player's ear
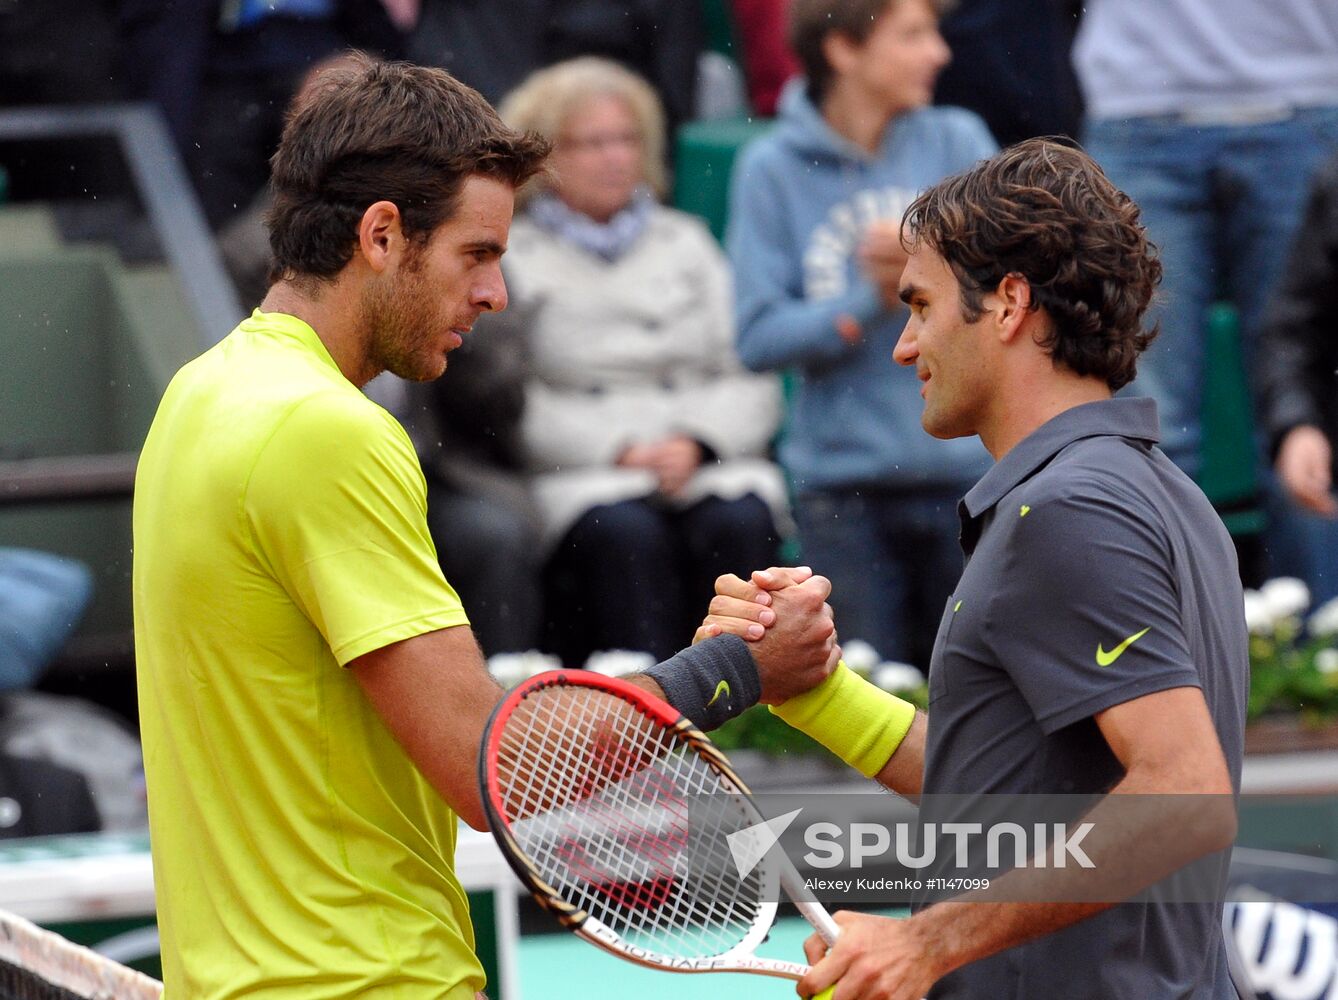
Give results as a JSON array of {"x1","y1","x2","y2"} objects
[
  {"x1": 993, "y1": 273, "x2": 1034, "y2": 344},
  {"x1": 357, "y1": 200, "x2": 404, "y2": 274}
]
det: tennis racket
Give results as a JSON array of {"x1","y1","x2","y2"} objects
[{"x1": 479, "y1": 669, "x2": 839, "y2": 998}]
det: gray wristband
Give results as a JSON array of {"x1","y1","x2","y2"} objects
[{"x1": 643, "y1": 634, "x2": 761, "y2": 731}]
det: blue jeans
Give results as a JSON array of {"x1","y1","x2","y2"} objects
[
  {"x1": 1085, "y1": 106, "x2": 1338, "y2": 475},
  {"x1": 794, "y1": 485, "x2": 967, "y2": 667},
  {"x1": 1085, "y1": 107, "x2": 1338, "y2": 597},
  {"x1": 0, "y1": 548, "x2": 93, "y2": 691}
]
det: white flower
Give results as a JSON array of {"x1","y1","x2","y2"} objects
[
  {"x1": 872, "y1": 662, "x2": 926, "y2": 693},
  {"x1": 585, "y1": 649, "x2": 657, "y2": 677},
  {"x1": 1260, "y1": 577, "x2": 1311, "y2": 622},
  {"x1": 1309, "y1": 597, "x2": 1338, "y2": 637},
  {"x1": 1316, "y1": 649, "x2": 1338, "y2": 675},
  {"x1": 1242, "y1": 590, "x2": 1274, "y2": 635},
  {"x1": 841, "y1": 639, "x2": 882, "y2": 674},
  {"x1": 487, "y1": 650, "x2": 561, "y2": 688}
]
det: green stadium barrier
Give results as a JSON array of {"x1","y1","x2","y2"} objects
[
  {"x1": 673, "y1": 117, "x2": 773, "y2": 242},
  {"x1": 1199, "y1": 302, "x2": 1266, "y2": 537},
  {"x1": 0, "y1": 222, "x2": 199, "y2": 647}
]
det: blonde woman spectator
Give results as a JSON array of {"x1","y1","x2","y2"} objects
[{"x1": 500, "y1": 57, "x2": 788, "y2": 665}]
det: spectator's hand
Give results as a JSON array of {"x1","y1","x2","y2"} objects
[
  {"x1": 799, "y1": 911, "x2": 942, "y2": 1000},
  {"x1": 1277, "y1": 425, "x2": 1337, "y2": 516},
  {"x1": 860, "y1": 220, "x2": 911, "y2": 310},
  {"x1": 647, "y1": 435, "x2": 703, "y2": 497}
]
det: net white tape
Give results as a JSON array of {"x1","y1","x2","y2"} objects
[{"x1": 0, "y1": 908, "x2": 162, "y2": 1000}]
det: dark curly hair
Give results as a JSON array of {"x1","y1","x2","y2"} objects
[
  {"x1": 267, "y1": 53, "x2": 550, "y2": 284},
  {"x1": 902, "y1": 137, "x2": 1162, "y2": 391}
]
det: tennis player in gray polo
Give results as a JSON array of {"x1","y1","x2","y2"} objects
[
  {"x1": 706, "y1": 138, "x2": 1249, "y2": 999},
  {"x1": 912, "y1": 389, "x2": 1247, "y2": 999}
]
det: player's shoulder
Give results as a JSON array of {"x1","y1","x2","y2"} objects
[
  {"x1": 1000, "y1": 438, "x2": 1171, "y2": 549},
  {"x1": 267, "y1": 386, "x2": 406, "y2": 460}
]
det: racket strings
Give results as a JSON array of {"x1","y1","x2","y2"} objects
[{"x1": 494, "y1": 686, "x2": 768, "y2": 960}]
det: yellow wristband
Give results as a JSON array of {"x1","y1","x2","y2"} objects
[{"x1": 769, "y1": 661, "x2": 917, "y2": 777}]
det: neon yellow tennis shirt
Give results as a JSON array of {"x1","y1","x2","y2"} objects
[{"x1": 133, "y1": 311, "x2": 477, "y2": 999}]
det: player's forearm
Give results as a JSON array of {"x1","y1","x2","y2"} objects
[
  {"x1": 907, "y1": 770, "x2": 1236, "y2": 978},
  {"x1": 874, "y1": 711, "x2": 926, "y2": 800},
  {"x1": 909, "y1": 896, "x2": 1110, "y2": 984},
  {"x1": 625, "y1": 674, "x2": 667, "y2": 701}
]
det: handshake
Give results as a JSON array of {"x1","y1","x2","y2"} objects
[
  {"x1": 692, "y1": 565, "x2": 842, "y2": 706},
  {"x1": 662, "y1": 564, "x2": 918, "y2": 787}
]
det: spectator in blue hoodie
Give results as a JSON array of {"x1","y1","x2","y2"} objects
[{"x1": 727, "y1": 0, "x2": 996, "y2": 666}]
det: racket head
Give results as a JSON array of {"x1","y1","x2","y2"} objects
[{"x1": 479, "y1": 669, "x2": 782, "y2": 970}]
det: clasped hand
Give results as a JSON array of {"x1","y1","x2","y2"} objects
[{"x1": 694, "y1": 565, "x2": 840, "y2": 704}]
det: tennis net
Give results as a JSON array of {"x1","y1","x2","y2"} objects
[{"x1": 0, "y1": 909, "x2": 162, "y2": 1000}]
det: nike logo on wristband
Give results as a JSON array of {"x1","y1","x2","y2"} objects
[{"x1": 706, "y1": 680, "x2": 731, "y2": 707}]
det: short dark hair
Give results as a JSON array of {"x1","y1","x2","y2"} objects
[
  {"x1": 267, "y1": 53, "x2": 550, "y2": 283},
  {"x1": 788, "y1": 0, "x2": 955, "y2": 103},
  {"x1": 903, "y1": 137, "x2": 1162, "y2": 391}
]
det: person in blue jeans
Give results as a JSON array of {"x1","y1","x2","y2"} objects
[
  {"x1": 728, "y1": 0, "x2": 996, "y2": 665},
  {"x1": 1075, "y1": 0, "x2": 1338, "y2": 594},
  {"x1": 0, "y1": 548, "x2": 93, "y2": 691}
]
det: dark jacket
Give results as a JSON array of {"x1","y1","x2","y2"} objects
[{"x1": 1258, "y1": 150, "x2": 1338, "y2": 477}]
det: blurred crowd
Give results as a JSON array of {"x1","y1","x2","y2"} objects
[{"x1": 2, "y1": 0, "x2": 1337, "y2": 774}]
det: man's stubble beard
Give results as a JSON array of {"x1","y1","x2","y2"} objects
[{"x1": 360, "y1": 257, "x2": 446, "y2": 383}]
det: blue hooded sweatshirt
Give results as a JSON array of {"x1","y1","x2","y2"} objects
[{"x1": 727, "y1": 79, "x2": 997, "y2": 494}]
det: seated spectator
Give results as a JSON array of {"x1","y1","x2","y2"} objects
[
  {"x1": 498, "y1": 57, "x2": 788, "y2": 665},
  {"x1": 1258, "y1": 150, "x2": 1338, "y2": 607}
]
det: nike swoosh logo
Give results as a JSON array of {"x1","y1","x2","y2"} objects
[
  {"x1": 706, "y1": 680, "x2": 730, "y2": 707},
  {"x1": 1096, "y1": 627, "x2": 1151, "y2": 667}
]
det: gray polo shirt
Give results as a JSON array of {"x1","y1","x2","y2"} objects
[{"x1": 920, "y1": 397, "x2": 1248, "y2": 999}]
